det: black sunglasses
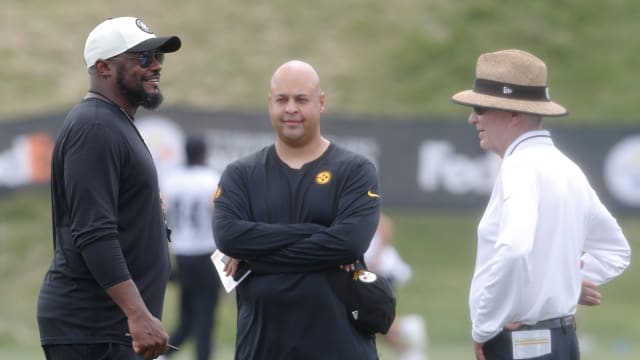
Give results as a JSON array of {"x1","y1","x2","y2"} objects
[
  {"x1": 473, "y1": 106, "x2": 488, "y2": 115},
  {"x1": 125, "y1": 50, "x2": 165, "y2": 68}
]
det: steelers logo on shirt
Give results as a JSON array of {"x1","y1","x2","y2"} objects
[{"x1": 315, "y1": 171, "x2": 332, "y2": 185}]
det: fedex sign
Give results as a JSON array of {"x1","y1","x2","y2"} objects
[{"x1": 417, "y1": 140, "x2": 498, "y2": 195}]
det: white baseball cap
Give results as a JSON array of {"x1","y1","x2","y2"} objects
[{"x1": 83, "y1": 17, "x2": 181, "y2": 68}]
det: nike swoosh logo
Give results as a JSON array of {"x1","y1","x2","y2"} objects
[{"x1": 367, "y1": 190, "x2": 380, "y2": 198}]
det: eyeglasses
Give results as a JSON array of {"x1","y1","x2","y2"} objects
[
  {"x1": 473, "y1": 106, "x2": 488, "y2": 115},
  {"x1": 124, "y1": 50, "x2": 165, "y2": 68}
]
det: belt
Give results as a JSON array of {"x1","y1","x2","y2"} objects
[{"x1": 518, "y1": 316, "x2": 575, "y2": 331}]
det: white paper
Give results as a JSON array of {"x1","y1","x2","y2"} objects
[
  {"x1": 210, "y1": 249, "x2": 251, "y2": 293},
  {"x1": 511, "y1": 329, "x2": 552, "y2": 359}
]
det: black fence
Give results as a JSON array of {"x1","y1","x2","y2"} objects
[{"x1": 2, "y1": 108, "x2": 639, "y2": 213}]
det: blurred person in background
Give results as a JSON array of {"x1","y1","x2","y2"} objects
[
  {"x1": 452, "y1": 49, "x2": 631, "y2": 360},
  {"x1": 37, "y1": 17, "x2": 181, "y2": 360},
  {"x1": 364, "y1": 212, "x2": 427, "y2": 360},
  {"x1": 213, "y1": 60, "x2": 382, "y2": 359},
  {"x1": 160, "y1": 136, "x2": 221, "y2": 360}
]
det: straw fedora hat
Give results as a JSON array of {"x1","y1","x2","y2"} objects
[{"x1": 451, "y1": 49, "x2": 567, "y2": 117}]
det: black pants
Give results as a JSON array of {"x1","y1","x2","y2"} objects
[
  {"x1": 43, "y1": 343, "x2": 142, "y2": 360},
  {"x1": 483, "y1": 323, "x2": 580, "y2": 360},
  {"x1": 167, "y1": 254, "x2": 221, "y2": 360}
]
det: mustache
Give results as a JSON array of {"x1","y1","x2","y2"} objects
[{"x1": 142, "y1": 71, "x2": 160, "y2": 81}]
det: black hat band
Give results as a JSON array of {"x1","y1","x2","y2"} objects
[{"x1": 473, "y1": 78, "x2": 550, "y2": 101}]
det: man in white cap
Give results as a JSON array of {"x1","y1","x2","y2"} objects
[
  {"x1": 37, "y1": 17, "x2": 181, "y2": 360},
  {"x1": 452, "y1": 49, "x2": 631, "y2": 360}
]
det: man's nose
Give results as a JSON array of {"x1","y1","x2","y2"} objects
[
  {"x1": 285, "y1": 99, "x2": 297, "y2": 113},
  {"x1": 468, "y1": 112, "x2": 477, "y2": 125}
]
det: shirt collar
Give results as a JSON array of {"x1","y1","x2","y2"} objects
[{"x1": 505, "y1": 130, "x2": 553, "y2": 157}]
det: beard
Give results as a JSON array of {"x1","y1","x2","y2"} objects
[{"x1": 116, "y1": 63, "x2": 163, "y2": 110}]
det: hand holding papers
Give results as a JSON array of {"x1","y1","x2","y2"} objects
[{"x1": 211, "y1": 249, "x2": 251, "y2": 293}]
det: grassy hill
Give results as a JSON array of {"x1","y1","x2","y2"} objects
[{"x1": 2, "y1": 0, "x2": 640, "y2": 123}]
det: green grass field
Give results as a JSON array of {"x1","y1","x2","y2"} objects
[{"x1": 0, "y1": 190, "x2": 638, "y2": 359}]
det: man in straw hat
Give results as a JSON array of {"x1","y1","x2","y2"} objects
[{"x1": 452, "y1": 49, "x2": 630, "y2": 360}]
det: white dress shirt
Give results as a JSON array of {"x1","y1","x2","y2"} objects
[
  {"x1": 162, "y1": 165, "x2": 220, "y2": 255},
  {"x1": 469, "y1": 130, "x2": 631, "y2": 343}
]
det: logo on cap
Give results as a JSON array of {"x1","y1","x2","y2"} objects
[{"x1": 135, "y1": 18, "x2": 153, "y2": 34}]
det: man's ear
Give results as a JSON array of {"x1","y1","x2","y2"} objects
[
  {"x1": 93, "y1": 59, "x2": 113, "y2": 77},
  {"x1": 319, "y1": 91, "x2": 326, "y2": 113},
  {"x1": 510, "y1": 111, "x2": 527, "y2": 124}
]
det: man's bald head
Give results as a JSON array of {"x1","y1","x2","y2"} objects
[{"x1": 270, "y1": 60, "x2": 321, "y2": 94}]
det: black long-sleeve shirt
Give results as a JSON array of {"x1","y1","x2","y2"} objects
[
  {"x1": 37, "y1": 98, "x2": 170, "y2": 346},
  {"x1": 214, "y1": 143, "x2": 381, "y2": 359}
]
